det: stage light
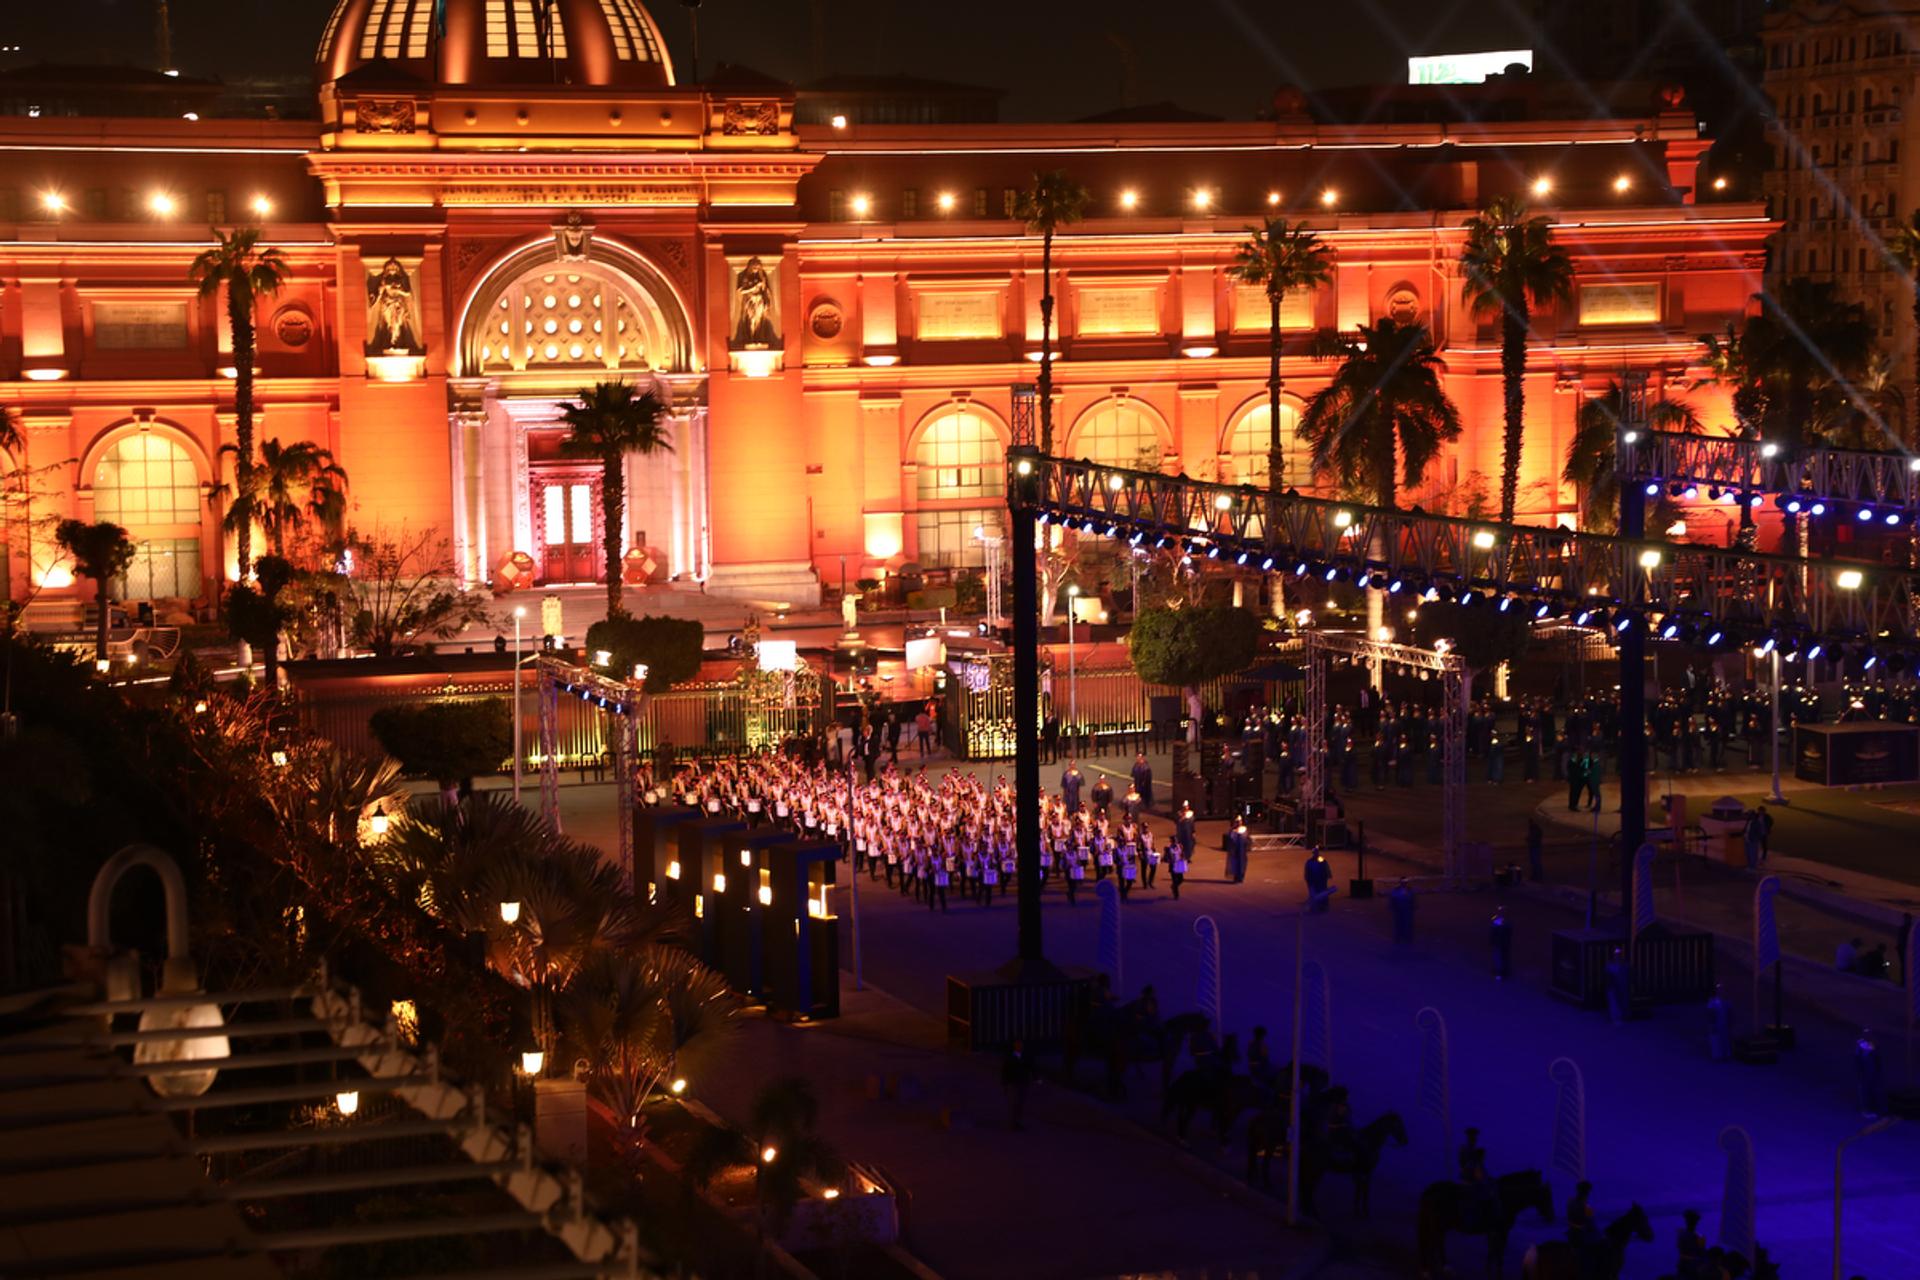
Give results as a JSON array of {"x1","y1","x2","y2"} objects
[
  {"x1": 1206, "y1": 544, "x2": 1221, "y2": 559},
  {"x1": 1757, "y1": 637, "x2": 1776, "y2": 656},
  {"x1": 1575, "y1": 609, "x2": 1594, "y2": 626},
  {"x1": 1324, "y1": 565, "x2": 1340, "y2": 582},
  {"x1": 1459, "y1": 588, "x2": 1480, "y2": 606},
  {"x1": 1260, "y1": 556, "x2": 1275, "y2": 570},
  {"x1": 1682, "y1": 484, "x2": 1699, "y2": 500},
  {"x1": 1294, "y1": 560, "x2": 1310, "y2": 577},
  {"x1": 1214, "y1": 493, "x2": 1233, "y2": 510},
  {"x1": 1622, "y1": 430, "x2": 1640, "y2": 445},
  {"x1": 1497, "y1": 595, "x2": 1514, "y2": 613},
  {"x1": 1535, "y1": 601, "x2": 1553, "y2": 619},
  {"x1": 1107, "y1": 472, "x2": 1125, "y2": 491},
  {"x1": 1858, "y1": 506, "x2": 1875, "y2": 521},
  {"x1": 1865, "y1": 652, "x2": 1879, "y2": 670},
  {"x1": 1614, "y1": 614, "x2": 1634, "y2": 633},
  {"x1": 937, "y1": 191, "x2": 956, "y2": 213},
  {"x1": 1471, "y1": 529, "x2": 1496, "y2": 550},
  {"x1": 1761, "y1": 441, "x2": 1781, "y2": 458},
  {"x1": 1236, "y1": 550, "x2": 1250, "y2": 565},
  {"x1": 1644, "y1": 481, "x2": 1661, "y2": 497},
  {"x1": 1838, "y1": 569, "x2": 1864, "y2": 589},
  {"x1": 1386, "y1": 577, "x2": 1404, "y2": 594},
  {"x1": 1888, "y1": 511, "x2": 1904, "y2": 526},
  {"x1": 1332, "y1": 509, "x2": 1353, "y2": 529},
  {"x1": 1660, "y1": 621, "x2": 1680, "y2": 640},
  {"x1": 1638, "y1": 549, "x2": 1662, "y2": 569},
  {"x1": 1669, "y1": 482, "x2": 1686, "y2": 497},
  {"x1": 830, "y1": 114, "x2": 848, "y2": 129},
  {"x1": 1129, "y1": 531, "x2": 1144, "y2": 546},
  {"x1": 1810, "y1": 502, "x2": 1827, "y2": 516},
  {"x1": 1807, "y1": 641, "x2": 1825, "y2": 660},
  {"x1": 1707, "y1": 629, "x2": 1724, "y2": 646},
  {"x1": 1749, "y1": 494, "x2": 1764, "y2": 508}
]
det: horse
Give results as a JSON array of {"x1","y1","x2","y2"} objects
[
  {"x1": 1299, "y1": 1110, "x2": 1408, "y2": 1218},
  {"x1": 1065, "y1": 998, "x2": 1183, "y2": 1097},
  {"x1": 1161, "y1": 1067, "x2": 1267, "y2": 1145},
  {"x1": 1243, "y1": 1063, "x2": 1332, "y2": 1187},
  {"x1": 1416, "y1": 1168, "x2": 1555, "y2": 1279},
  {"x1": 1522, "y1": 1203, "x2": 1654, "y2": 1280}
]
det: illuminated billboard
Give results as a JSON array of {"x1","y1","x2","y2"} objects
[{"x1": 1408, "y1": 50, "x2": 1533, "y2": 85}]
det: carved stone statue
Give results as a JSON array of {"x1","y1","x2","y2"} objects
[
  {"x1": 366, "y1": 257, "x2": 421, "y2": 353},
  {"x1": 732, "y1": 256, "x2": 776, "y2": 348},
  {"x1": 554, "y1": 210, "x2": 593, "y2": 261}
]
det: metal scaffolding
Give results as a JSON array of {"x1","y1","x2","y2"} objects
[
  {"x1": 1020, "y1": 453, "x2": 1920, "y2": 653},
  {"x1": 536, "y1": 656, "x2": 642, "y2": 878},
  {"x1": 1302, "y1": 631, "x2": 1467, "y2": 874},
  {"x1": 1620, "y1": 428, "x2": 1920, "y2": 512}
]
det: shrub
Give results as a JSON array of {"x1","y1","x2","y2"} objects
[
  {"x1": 369, "y1": 698, "x2": 512, "y2": 787},
  {"x1": 583, "y1": 614, "x2": 705, "y2": 693}
]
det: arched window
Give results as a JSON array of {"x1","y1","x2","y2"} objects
[
  {"x1": 914, "y1": 406, "x2": 1003, "y2": 500},
  {"x1": 1223, "y1": 401, "x2": 1313, "y2": 490},
  {"x1": 92, "y1": 432, "x2": 203, "y2": 600},
  {"x1": 1069, "y1": 400, "x2": 1163, "y2": 469}
]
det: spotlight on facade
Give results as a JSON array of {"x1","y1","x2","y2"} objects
[
  {"x1": 40, "y1": 190, "x2": 66, "y2": 214},
  {"x1": 1531, "y1": 176, "x2": 1552, "y2": 197},
  {"x1": 1119, "y1": 188, "x2": 1139, "y2": 210},
  {"x1": 1266, "y1": 190, "x2": 1282, "y2": 206},
  {"x1": 1712, "y1": 176, "x2": 1728, "y2": 191},
  {"x1": 849, "y1": 193, "x2": 871, "y2": 217},
  {"x1": 936, "y1": 190, "x2": 956, "y2": 213},
  {"x1": 148, "y1": 191, "x2": 176, "y2": 217},
  {"x1": 250, "y1": 194, "x2": 272, "y2": 216},
  {"x1": 1320, "y1": 188, "x2": 1338, "y2": 207},
  {"x1": 1190, "y1": 188, "x2": 1213, "y2": 210},
  {"x1": 1613, "y1": 174, "x2": 1633, "y2": 193},
  {"x1": 830, "y1": 114, "x2": 848, "y2": 129}
]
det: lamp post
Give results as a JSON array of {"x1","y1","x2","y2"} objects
[
  {"x1": 1833, "y1": 1116, "x2": 1900, "y2": 1279},
  {"x1": 845, "y1": 756, "x2": 864, "y2": 990},
  {"x1": 1768, "y1": 646, "x2": 1786, "y2": 804},
  {"x1": 513, "y1": 606, "x2": 526, "y2": 804},
  {"x1": 1066, "y1": 584, "x2": 1081, "y2": 743}
]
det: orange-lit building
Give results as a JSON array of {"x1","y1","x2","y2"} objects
[{"x1": 1, "y1": 0, "x2": 1776, "y2": 618}]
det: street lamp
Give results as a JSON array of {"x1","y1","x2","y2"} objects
[
  {"x1": 499, "y1": 900, "x2": 521, "y2": 925},
  {"x1": 512, "y1": 606, "x2": 526, "y2": 803},
  {"x1": 1066, "y1": 584, "x2": 1081, "y2": 742},
  {"x1": 1834, "y1": 1116, "x2": 1900, "y2": 1278}
]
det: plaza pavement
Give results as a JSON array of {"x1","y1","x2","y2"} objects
[{"x1": 528, "y1": 773, "x2": 1920, "y2": 1280}]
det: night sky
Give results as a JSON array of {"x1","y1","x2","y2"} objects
[{"x1": 4, "y1": 0, "x2": 1533, "y2": 118}]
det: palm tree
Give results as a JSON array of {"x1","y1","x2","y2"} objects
[
  {"x1": 1231, "y1": 217, "x2": 1333, "y2": 497},
  {"x1": 1699, "y1": 322, "x2": 1768, "y2": 440},
  {"x1": 1885, "y1": 209, "x2": 1920, "y2": 420},
  {"x1": 559, "y1": 380, "x2": 674, "y2": 620},
  {"x1": 212, "y1": 438, "x2": 349, "y2": 561},
  {"x1": 1563, "y1": 384, "x2": 1704, "y2": 534},
  {"x1": 1299, "y1": 318, "x2": 1463, "y2": 510},
  {"x1": 189, "y1": 227, "x2": 288, "y2": 581},
  {"x1": 560, "y1": 946, "x2": 736, "y2": 1129},
  {"x1": 1460, "y1": 196, "x2": 1574, "y2": 524},
  {"x1": 55, "y1": 519, "x2": 136, "y2": 663},
  {"x1": 1013, "y1": 171, "x2": 1089, "y2": 453},
  {"x1": 1741, "y1": 278, "x2": 1873, "y2": 447}
]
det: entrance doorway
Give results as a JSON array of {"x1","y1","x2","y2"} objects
[{"x1": 533, "y1": 471, "x2": 603, "y2": 585}]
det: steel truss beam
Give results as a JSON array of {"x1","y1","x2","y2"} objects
[
  {"x1": 537, "y1": 657, "x2": 642, "y2": 876},
  {"x1": 1302, "y1": 632, "x2": 1467, "y2": 873},
  {"x1": 1015, "y1": 455, "x2": 1920, "y2": 653},
  {"x1": 1619, "y1": 428, "x2": 1920, "y2": 510}
]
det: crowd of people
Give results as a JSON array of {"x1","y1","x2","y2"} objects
[{"x1": 639, "y1": 749, "x2": 1222, "y2": 913}]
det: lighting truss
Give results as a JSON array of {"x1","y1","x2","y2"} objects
[
  {"x1": 1302, "y1": 631, "x2": 1466, "y2": 872},
  {"x1": 538, "y1": 656, "x2": 640, "y2": 884},
  {"x1": 1619, "y1": 428, "x2": 1920, "y2": 513},
  {"x1": 1012, "y1": 454, "x2": 1920, "y2": 654}
]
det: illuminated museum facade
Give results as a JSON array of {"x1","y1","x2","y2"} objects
[{"x1": 0, "y1": 0, "x2": 1776, "y2": 614}]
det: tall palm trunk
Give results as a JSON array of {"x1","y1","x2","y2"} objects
[
  {"x1": 1267, "y1": 291, "x2": 1284, "y2": 494},
  {"x1": 1911, "y1": 290, "x2": 1920, "y2": 445},
  {"x1": 229, "y1": 283, "x2": 256, "y2": 579},
  {"x1": 1038, "y1": 229, "x2": 1056, "y2": 453},
  {"x1": 1498, "y1": 302, "x2": 1528, "y2": 525},
  {"x1": 1267, "y1": 290, "x2": 1287, "y2": 623},
  {"x1": 602, "y1": 453, "x2": 626, "y2": 618}
]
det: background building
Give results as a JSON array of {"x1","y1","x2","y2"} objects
[
  {"x1": 1, "y1": 0, "x2": 1773, "y2": 621},
  {"x1": 1762, "y1": 1, "x2": 1920, "y2": 393}
]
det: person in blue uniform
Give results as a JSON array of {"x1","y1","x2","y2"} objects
[
  {"x1": 1304, "y1": 849, "x2": 1333, "y2": 912},
  {"x1": 1224, "y1": 818, "x2": 1250, "y2": 884},
  {"x1": 1061, "y1": 761, "x2": 1083, "y2": 814},
  {"x1": 1130, "y1": 753, "x2": 1154, "y2": 811},
  {"x1": 1389, "y1": 877, "x2": 1416, "y2": 943}
]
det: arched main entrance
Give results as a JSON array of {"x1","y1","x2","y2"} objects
[{"x1": 448, "y1": 235, "x2": 708, "y2": 591}]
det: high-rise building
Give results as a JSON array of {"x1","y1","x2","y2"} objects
[{"x1": 1762, "y1": 2, "x2": 1920, "y2": 383}]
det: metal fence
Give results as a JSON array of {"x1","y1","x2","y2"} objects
[{"x1": 294, "y1": 674, "x2": 824, "y2": 771}]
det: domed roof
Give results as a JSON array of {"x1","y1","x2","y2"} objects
[{"x1": 317, "y1": 0, "x2": 675, "y2": 90}]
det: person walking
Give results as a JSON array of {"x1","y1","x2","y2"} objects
[
  {"x1": 1175, "y1": 801, "x2": 1197, "y2": 861},
  {"x1": 1389, "y1": 876, "x2": 1416, "y2": 944},
  {"x1": 1604, "y1": 945, "x2": 1631, "y2": 1025},
  {"x1": 1489, "y1": 906, "x2": 1513, "y2": 980},
  {"x1": 1167, "y1": 839, "x2": 1187, "y2": 899},
  {"x1": 1090, "y1": 774, "x2": 1113, "y2": 820},
  {"x1": 1755, "y1": 802, "x2": 1773, "y2": 862},
  {"x1": 1304, "y1": 849, "x2": 1333, "y2": 913},
  {"x1": 1742, "y1": 806, "x2": 1765, "y2": 871},
  {"x1": 1566, "y1": 751, "x2": 1586, "y2": 813},
  {"x1": 1002, "y1": 1038, "x2": 1033, "y2": 1131},
  {"x1": 1061, "y1": 761, "x2": 1083, "y2": 814},
  {"x1": 1526, "y1": 816, "x2": 1545, "y2": 882},
  {"x1": 1131, "y1": 752, "x2": 1154, "y2": 811},
  {"x1": 1225, "y1": 817, "x2": 1250, "y2": 884}
]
